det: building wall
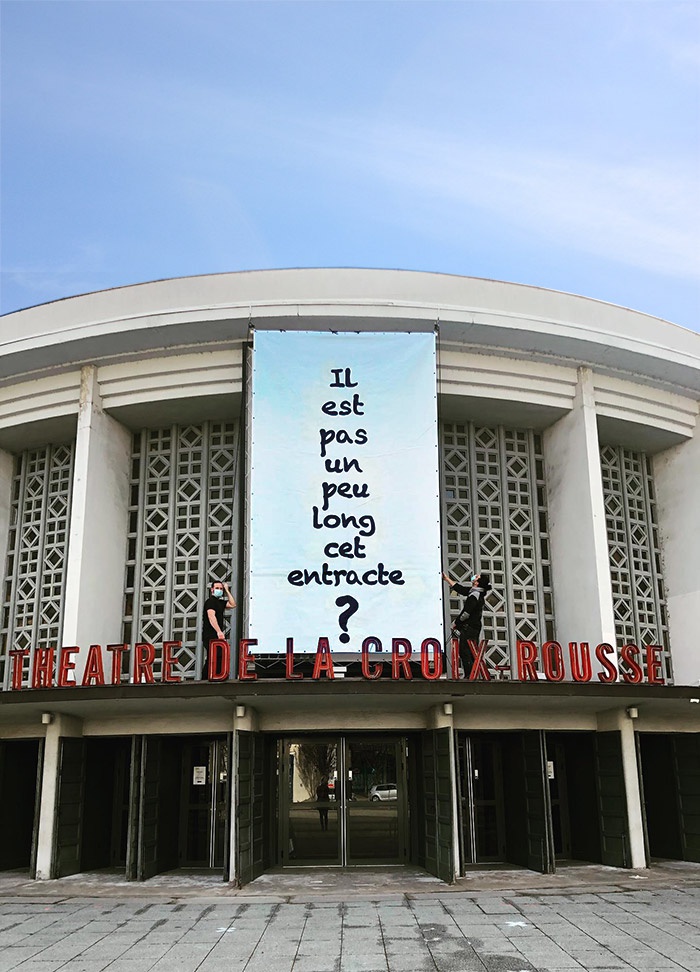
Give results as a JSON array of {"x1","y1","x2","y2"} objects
[
  {"x1": 653, "y1": 424, "x2": 700, "y2": 686},
  {"x1": 0, "y1": 271, "x2": 698, "y2": 693}
]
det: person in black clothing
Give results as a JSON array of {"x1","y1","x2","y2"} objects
[
  {"x1": 316, "y1": 777, "x2": 330, "y2": 831},
  {"x1": 443, "y1": 570, "x2": 492, "y2": 676},
  {"x1": 201, "y1": 580, "x2": 236, "y2": 679}
]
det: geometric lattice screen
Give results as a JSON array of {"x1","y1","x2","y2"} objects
[
  {"x1": 123, "y1": 422, "x2": 240, "y2": 680},
  {"x1": 600, "y1": 444, "x2": 672, "y2": 682},
  {"x1": 441, "y1": 423, "x2": 554, "y2": 674},
  {"x1": 1, "y1": 443, "x2": 75, "y2": 690}
]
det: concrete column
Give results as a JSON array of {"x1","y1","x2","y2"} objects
[
  {"x1": 597, "y1": 708, "x2": 646, "y2": 869},
  {"x1": 427, "y1": 704, "x2": 460, "y2": 881},
  {"x1": 62, "y1": 367, "x2": 132, "y2": 682},
  {"x1": 427, "y1": 702, "x2": 453, "y2": 731},
  {"x1": 619, "y1": 718, "x2": 647, "y2": 869},
  {"x1": 0, "y1": 449, "x2": 13, "y2": 689},
  {"x1": 543, "y1": 368, "x2": 617, "y2": 675},
  {"x1": 35, "y1": 713, "x2": 83, "y2": 880},
  {"x1": 653, "y1": 424, "x2": 700, "y2": 686},
  {"x1": 228, "y1": 706, "x2": 258, "y2": 885},
  {"x1": 0, "y1": 448, "x2": 13, "y2": 559}
]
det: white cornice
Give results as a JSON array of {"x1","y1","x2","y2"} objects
[{"x1": 1, "y1": 270, "x2": 698, "y2": 395}]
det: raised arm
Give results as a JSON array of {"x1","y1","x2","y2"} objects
[{"x1": 207, "y1": 608, "x2": 225, "y2": 640}]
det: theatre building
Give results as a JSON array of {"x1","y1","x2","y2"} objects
[{"x1": 0, "y1": 269, "x2": 699, "y2": 886}]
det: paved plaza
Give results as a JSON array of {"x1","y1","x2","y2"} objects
[{"x1": 1, "y1": 865, "x2": 699, "y2": 972}]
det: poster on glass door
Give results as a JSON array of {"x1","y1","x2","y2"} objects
[{"x1": 249, "y1": 330, "x2": 443, "y2": 653}]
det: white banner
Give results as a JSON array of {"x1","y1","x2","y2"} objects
[{"x1": 249, "y1": 331, "x2": 443, "y2": 653}]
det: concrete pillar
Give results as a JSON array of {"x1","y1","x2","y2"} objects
[
  {"x1": 543, "y1": 368, "x2": 617, "y2": 675},
  {"x1": 0, "y1": 449, "x2": 14, "y2": 689},
  {"x1": 228, "y1": 706, "x2": 258, "y2": 885},
  {"x1": 597, "y1": 708, "x2": 646, "y2": 869},
  {"x1": 653, "y1": 424, "x2": 700, "y2": 686},
  {"x1": 0, "y1": 448, "x2": 13, "y2": 558},
  {"x1": 427, "y1": 702, "x2": 453, "y2": 731},
  {"x1": 35, "y1": 713, "x2": 83, "y2": 880},
  {"x1": 62, "y1": 367, "x2": 132, "y2": 682},
  {"x1": 619, "y1": 718, "x2": 647, "y2": 869},
  {"x1": 427, "y1": 704, "x2": 460, "y2": 881},
  {"x1": 233, "y1": 704, "x2": 258, "y2": 733}
]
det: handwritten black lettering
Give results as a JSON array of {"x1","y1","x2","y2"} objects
[
  {"x1": 321, "y1": 481, "x2": 370, "y2": 511},
  {"x1": 312, "y1": 508, "x2": 376, "y2": 536},
  {"x1": 321, "y1": 394, "x2": 365, "y2": 416},
  {"x1": 329, "y1": 368, "x2": 358, "y2": 388},
  {"x1": 319, "y1": 428, "x2": 368, "y2": 458},
  {"x1": 324, "y1": 457, "x2": 363, "y2": 474},
  {"x1": 287, "y1": 563, "x2": 405, "y2": 587}
]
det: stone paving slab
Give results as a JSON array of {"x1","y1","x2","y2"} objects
[{"x1": 1, "y1": 865, "x2": 699, "y2": 972}]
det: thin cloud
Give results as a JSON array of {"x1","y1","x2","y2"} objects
[
  {"x1": 236, "y1": 107, "x2": 698, "y2": 283},
  {"x1": 1, "y1": 244, "x2": 106, "y2": 309},
  {"x1": 9, "y1": 50, "x2": 697, "y2": 285},
  {"x1": 2, "y1": 1, "x2": 697, "y2": 320},
  {"x1": 340, "y1": 123, "x2": 700, "y2": 281}
]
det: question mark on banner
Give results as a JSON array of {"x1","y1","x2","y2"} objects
[{"x1": 335, "y1": 595, "x2": 359, "y2": 645}]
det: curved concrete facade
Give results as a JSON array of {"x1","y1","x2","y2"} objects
[
  {"x1": 2, "y1": 269, "x2": 698, "y2": 678},
  {"x1": 3, "y1": 269, "x2": 699, "y2": 388},
  {"x1": 0, "y1": 270, "x2": 699, "y2": 884}
]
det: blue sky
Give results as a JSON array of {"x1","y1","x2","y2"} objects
[{"x1": 1, "y1": 0, "x2": 698, "y2": 328}]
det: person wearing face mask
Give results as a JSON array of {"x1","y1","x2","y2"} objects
[
  {"x1": 442, "y1": 570, "x2": 492, "y2": 676},
  {"x1": 201, "y1": 580, "x2": 236, "y2": 679}
]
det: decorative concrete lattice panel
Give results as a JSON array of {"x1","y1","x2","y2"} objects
[
  {"x1": 1, "y1": 444, "x2": 74, "y2": 689},
  {"x1": 600, "y1": 444, "x2": 671, "y2": 681},
  {"x1": 441, "y1": 423, "x2": 554, "y2": 673},
  {"x1": 123, "y1": 422, "x2": 240, "y2": 680}
]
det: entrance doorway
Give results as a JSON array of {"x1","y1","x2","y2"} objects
[
  {"x1": 639, "y1": 732, "x2": 700, "y2": 863},
  {"x1": 138, "y1": 734, "x2": 229, "y2": 879},
  {"x1": 457, "y1": 730, "x2": 623, "y2": 874},
  {"x1": 82, "y1": 737, "x2": 132, "y2": 871},
  {"x1": 468, "y1": 735, "x2": 507, "y2": 862},
  {"x1": 457, "y1": 730, "x2": 555, "y2": 873},
  {"x1": 279, "y1": 736, "x2": 407, "y2": 866},
  {"x1": 545, "y1": 732, "x2": 601, "y2": 865},
  {"x1": 0, "y1": 738, "x2": 42, "y2": 872},
  {"x1": 51, "y1": 733, "x2": 230, "y2": 881},
  {"x1": 179, "y1": 738, "x2": 229, "y2": 867},
  {"x1": 54, "y1": 736, "x2": 133, "y2": 878}
]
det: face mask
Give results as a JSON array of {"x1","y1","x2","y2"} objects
[
  {"x1": 471, "y1": 574, "x2": 478, "y2": 582},
  {"x1": 213, "y1": 589, "x2": 224, "y2": 598}
]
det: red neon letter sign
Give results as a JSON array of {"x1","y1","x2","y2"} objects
[
  {"x1": 361, "y1": 637, "x2": 383, "y2": 679},
  {"x1": 516, "y1": 641, "x2": 538, "y2": 681}
]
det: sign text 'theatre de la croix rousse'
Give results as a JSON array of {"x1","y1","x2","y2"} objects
[
  {"x1": 8, "y1": 636, "x2": 669, "y2": 690},
  {"x1": 8, "y1": 333, "x2": 667, "y2": 689}
]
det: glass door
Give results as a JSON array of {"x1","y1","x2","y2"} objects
[
  {"x1": 280, "y1": 736, "x2": 406, "y2": 866},
  {"x1": 345, "y1": 738, "x2": 404, "y2": 863},
  {"x1": 283, "y1": 738, "x2": 341, "y2": 864}
]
